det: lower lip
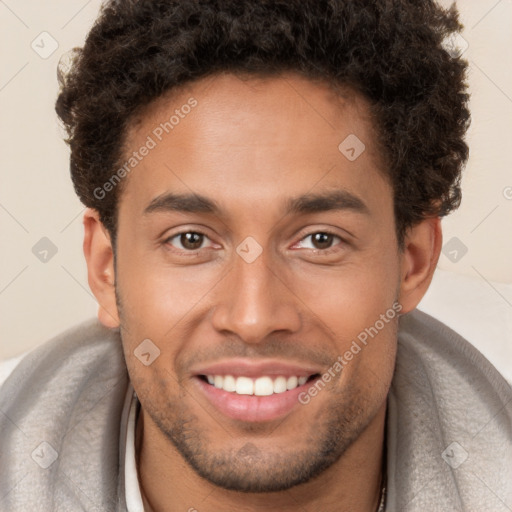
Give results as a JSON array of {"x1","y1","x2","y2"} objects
[{"x1": 194, "y1": 376, "x2": 318, "y2": 422}]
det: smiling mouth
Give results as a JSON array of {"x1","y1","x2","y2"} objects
[{"x1": 198, "y1": 373, "x2": 320, "y2": 396}]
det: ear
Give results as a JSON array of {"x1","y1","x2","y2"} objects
[
  {"x1": 83, "y1": 208, "x2": 120, "y2": 328},
  {"x1": 398, "y1": 217, "x2": 442, "y2": 314}
]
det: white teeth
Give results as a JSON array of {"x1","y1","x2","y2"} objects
[
  {"x1": 214, "y1": 375, "x2": 223, "y2": 389},
  {"x1": 254, "y1": 376, "x2": 274, "y2": 396},
  {"x1": 273, "y1": 376, "x2": 287, "y2": 394},
  {"x1": 286, "y1": 376, "x2": 298, "y2": 390},
  {"x1": 204, "y1": 374, "x2": 311, "y2": 396},
  {"x1": 223, "y1": 375, "x2": 236, "y2": 392},
  {"x1": 235, "y1": 376, "x2": 254, "y2": 395}
]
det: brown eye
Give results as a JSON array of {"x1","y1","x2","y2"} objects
[
  {"x1": 311, "y1": 232, "x2": 335, "y2": 249},
  {"x1": 179, "y1": 232, "x2": 204, "y2": 250},
  {"x1": 294, "y1": 231, "x2": 343, "y2": 252},
  {"x1": 166, "y1": 231, "x2": 211, "y2": 251}
]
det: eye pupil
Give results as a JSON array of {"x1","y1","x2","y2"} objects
[
  {"x1": 312, "y1": 232, "x2": 333, "y2": 249},
  {"x1": 181, "y1": 232, "x2": 203, "y2": 250}
]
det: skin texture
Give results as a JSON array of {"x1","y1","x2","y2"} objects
[{"x1": 83, "y1": 73, "x2": 441, "y2": 511}]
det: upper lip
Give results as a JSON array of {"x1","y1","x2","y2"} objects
[{"x1": 192, "y1": 359, "x2": 322, "y2": 378}]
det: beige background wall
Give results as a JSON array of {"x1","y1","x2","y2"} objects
[{"x1": 1, "y1": 0, "x2": 511, "y2": 359}]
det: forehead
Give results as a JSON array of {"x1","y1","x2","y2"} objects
[
  {"x1": 127, "y1": 72, "x2": 378, "y2": 154},
  {"x1": 119, "y1": 72, "x2": 389, "y2": 217}
]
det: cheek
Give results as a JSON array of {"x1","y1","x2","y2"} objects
[
  {"x1": 291, "y1": 251, "x2": 400, "y2": 333},
  {"x1": 289, "y1": 249, "x2": 400, "y2": 387},
  {"x1": 115, "y1": 245, "x2": 219, "y2": 334}
]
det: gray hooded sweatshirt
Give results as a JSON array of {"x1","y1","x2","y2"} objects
[{"x1": 0, "y1": 310, "x2": 511, "y2": 511}]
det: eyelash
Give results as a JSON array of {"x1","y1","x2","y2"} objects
[
  {"x1": 163, "y1": 229, "x2": 346, "y2": 255},
  {"x1": 293, "y1": 230, "x2": 344, "y2": 254},
  {"x1": 163, "y1": 230, "x2": 217, "y2": 255}
]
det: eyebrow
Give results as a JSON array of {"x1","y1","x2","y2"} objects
[
  {"x1": 143, "y1": 190, "x2": 369, "y2": 217},
  {"x1": 144, "y1": 193, "x2": 220, "y2": 215},
  {"x1": 286, "y1": 190, "x2": 369, "y2": 216}
]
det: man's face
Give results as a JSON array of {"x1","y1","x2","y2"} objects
[{"x1": 114, "y1": 73, "x2": 401, "y2": 492}]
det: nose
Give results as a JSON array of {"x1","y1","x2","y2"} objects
[{"x1": 211, "y1": 250, "x2": 302, "y2": 344}]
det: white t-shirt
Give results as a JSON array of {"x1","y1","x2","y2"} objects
[{"x1": 123, "y1": 386, "x2": 145, "y2": 511}]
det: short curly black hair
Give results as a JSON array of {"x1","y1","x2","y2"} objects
[{"x1": 56, "y1": 0, "x2": 470, "y2": 247}]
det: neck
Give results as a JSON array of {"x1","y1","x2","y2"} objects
[{"x1": 135, "y1": 403, "x2": 387, "y2": 512}]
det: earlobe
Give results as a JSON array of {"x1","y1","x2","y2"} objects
[
  {"x1": 83, "y1": 208, "x2": 120, "y2": 328},
  {"x1": 398, "y1": 217, "x2": 442, "y2": 314}
]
